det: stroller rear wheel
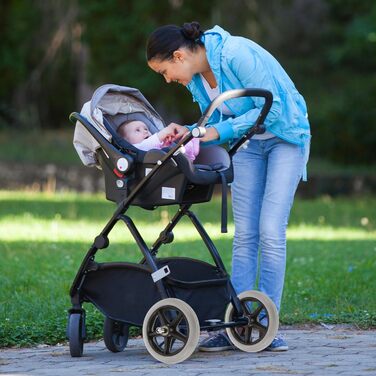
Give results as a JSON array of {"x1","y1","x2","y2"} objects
[
  {"x1": 142, "y1": 298, "x2": 200, "y2": 364},
  {"x1": 68, "y1": 312, "x2": 85, "y2": 357},
  {"x1": 103, "y1": 317, "x2": 129, "y2": 352},
  {"x1": 225, "y1": 290, "x2": 279, "y2": 352}
]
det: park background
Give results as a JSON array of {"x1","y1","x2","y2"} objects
[{"x1": 0, "y1": 0, "x2": 375, "y2": 347}]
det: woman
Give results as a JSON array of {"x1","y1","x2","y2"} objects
[{"x1": 146, "y1": 21, "x2": 310, "y2": 352}]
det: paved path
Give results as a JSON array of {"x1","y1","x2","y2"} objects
[{"x1": 1, "y1": 326, "x2": 375, "y2": 376}]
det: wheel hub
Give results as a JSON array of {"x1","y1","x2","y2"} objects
[{"x1": 155, "y1": 326, "x2": 169, "y2": 336}]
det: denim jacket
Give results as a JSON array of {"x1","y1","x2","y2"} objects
[{"x1": 186, "y1": 26, "x2": 311, "y2": 178}]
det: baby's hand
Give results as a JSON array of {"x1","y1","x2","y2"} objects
[
  {"x1": 162, "y1": 134, "x2": 174, "y2": 146},
  {"x1": 157, "y1": 126, "x2": 174, "y2": 142}
]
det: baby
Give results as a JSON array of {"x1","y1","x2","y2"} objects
[{"x1": 117, "y1": 120, "x2": 200, "y2": 161}]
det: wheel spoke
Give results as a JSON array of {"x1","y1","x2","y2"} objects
[
  {"x1": 244, "y1": 326, "x2": 252, "y2": 344},
  {"x1": 170, "y1": 312, "x2": 184, "y2": 329},
  {"x1": 157, "y1": 309, "x2": 169, "y2": 326},
  {"x1": 163, "y1": 336, "x2": 174, "y2": 354},
  {"x1": 253, "y1": 322, "x2": 267, "y2": 336},
  {"x1": 171, "y1": 330, "x2": 187, "y2": 343},
  {"x1": 251, "y1": 303, "x2": 264, "y2": 318},
  {"x1": 241, "y1": 300, "x2": 252, "y2": 316}
]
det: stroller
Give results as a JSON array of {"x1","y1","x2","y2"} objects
[{"x1": 67, "y1": 84, "x2": 278, "y2": 364}]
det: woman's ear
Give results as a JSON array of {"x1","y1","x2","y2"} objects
[{"x1": 172, "y1": 50, "x2": 184, "y2": 62}]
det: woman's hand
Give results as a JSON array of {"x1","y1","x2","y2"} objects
[
  {"x1": 167, "y1": 122, "x2": 189, "y2": 141},
  {"x1": 165, "y1": 123, "x2": 220, "y2": 143},
  {"x1": 158, "y1": 123, "x2": 188, "y2": 145},
  {"x1": 157, "y1": 126, "x2": 174, "y2": 144}
]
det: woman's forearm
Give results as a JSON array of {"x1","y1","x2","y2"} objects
[{"x1": 200, "y1": 126, "x2": 219, "y2": 142}]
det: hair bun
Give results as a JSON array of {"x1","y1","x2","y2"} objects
[{"x1": 181, "y1": 21, "x2": 202, "y2": 40}]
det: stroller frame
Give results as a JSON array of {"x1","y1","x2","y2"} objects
[{"x1": 67, "y1": 89, "x2": 278, "y2": 364}]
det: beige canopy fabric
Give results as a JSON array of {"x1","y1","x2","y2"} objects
[{"x1": 73, "y1": 84, "x2": 165, "y2": 167}]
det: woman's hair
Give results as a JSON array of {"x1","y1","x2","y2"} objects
[{"x1": 146, "y1": 21, "x2": 204, "y2": 61}]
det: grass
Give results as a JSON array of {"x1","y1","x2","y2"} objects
[{"x1": 0, "y1": 191, "x2": 375, "y2": 347}]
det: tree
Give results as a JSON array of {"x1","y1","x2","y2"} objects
[
  {"x1": 1, "y1": 0, "x2": 375, "y2": 165},
  {"x1": 78, "y1": 0, "x2": 213, "y2": 124}
]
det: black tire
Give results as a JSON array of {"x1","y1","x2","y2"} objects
[
  {"x1": 68, "y1": 313, "x2": 84, "y2": 357},
  {"x1": 103, "y1": 317, "x2": 129, "y2": 352}
]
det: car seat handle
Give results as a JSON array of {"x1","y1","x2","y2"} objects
[{"x1": 69, "y1": 112, "x2": 133, "y2": 173}]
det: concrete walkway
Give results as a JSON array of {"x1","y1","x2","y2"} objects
[{"x1": 1, "y1": 326, "x2": 375, "y2": 376}]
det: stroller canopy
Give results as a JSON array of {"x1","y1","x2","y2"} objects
[{"x1": 74, "y1": 84, "x2": 165, "y2": 167}]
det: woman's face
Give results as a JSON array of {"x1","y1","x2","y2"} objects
[{"x1": 148, "y1": 50, "x2": 195, "y2": 86}]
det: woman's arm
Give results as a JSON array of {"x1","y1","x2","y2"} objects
[
  {"x1": 168, "y1": 122, "x2": 219, "y2": 142},
  {"x1": 210, "y1": 42, "x2": 282, "y2": 143},
  {"x1": 200, "y1": 127, "x2": 219, "y2": 142}
]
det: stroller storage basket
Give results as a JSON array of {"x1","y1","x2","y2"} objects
[
  {"x1": 158, "y1": 257, "x2": 230, "y2": 325},
  {"x1": 80, "y1": 258, "x2": 230, "y2": 327}
]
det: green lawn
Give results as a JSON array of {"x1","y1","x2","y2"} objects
[{"x1": 0, "y1": 191, "x2": 375, "y2": 347}]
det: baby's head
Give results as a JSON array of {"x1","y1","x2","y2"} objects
[{"x1": 117, "y1": 120, "x2": 151, "y2": 144}]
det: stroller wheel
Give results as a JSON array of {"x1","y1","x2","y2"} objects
[
  {"x1": 225, "y1": 290, "x2": 279, "y2": 352},
  {"x1": 142, "y1": 298, "x2": 200, "y2": 364},
  {"x1": 103, "y1": 317, "x2": 129, "y2": 352},
  {"x1": 68, "y1": 313, "x2": 85, "y2": 357}
]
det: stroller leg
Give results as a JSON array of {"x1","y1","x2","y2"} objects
[
  {"x1": 150, "y1": 204, "x2": 192, "y2": 257},
  {"x1": 119, "y1": 214, "x2": 170, "y2": 300},
  {"x1": 185, "y1": 210, "x2": 227, "y2": 273},
  {"x1": 185, "y1": 209, "x2": 244, "y2": 317}
]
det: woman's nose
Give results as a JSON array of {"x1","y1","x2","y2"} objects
[{"x1": 164, "y1": 75, "x2": 171, "y2": 83}]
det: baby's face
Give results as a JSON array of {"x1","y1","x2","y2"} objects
[{"x1": 122, "y1": 121, "x2": 151, "y2": 144}]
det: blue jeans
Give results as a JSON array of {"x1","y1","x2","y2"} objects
[{"x1": 230, "y1": 137, "x2": 305, "y2": 311}]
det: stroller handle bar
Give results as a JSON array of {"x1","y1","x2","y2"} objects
[
  {"x1": 197, "y1": 88, "x2": 273, "y2": 128},
  {"x1": 195, "y1": 88, "x2": 273, "y2": 156}
]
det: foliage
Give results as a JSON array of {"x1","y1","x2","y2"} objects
[
  {"x1": 0, "y1": 0, "x2": 39, "y2": 125},
  {"x1": 306, "y1": 0, "x2": 376, "y2": 163},
  {"x1": 251, "y1": 0, "x2": 376, "y2": 164},
  {"x1": 0, "y1": 1, "x2": 77, "y2": 129},
  {"x1": 0, "y1": 0, "x2": 375, "y2": 163},
  {"x1": 0, "y1": 192, "x2": 375, "y2": 346},
  {"x1": 78, "y1": 0, "x2": 212, "y2": 123}
]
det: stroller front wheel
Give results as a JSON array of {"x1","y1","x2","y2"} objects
[
  {"x1": 225, "y1": 290, "x2": 279, "y2": 352},
  {"x1": 68, "y1": 312, "x2": 85, "y2": 357},
  {"x1": 103, "y1": 317, "x2": 129, "y2": 352},
  {"x1": 142, "y1": 298, "x2": 200, "y2": 364}
]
